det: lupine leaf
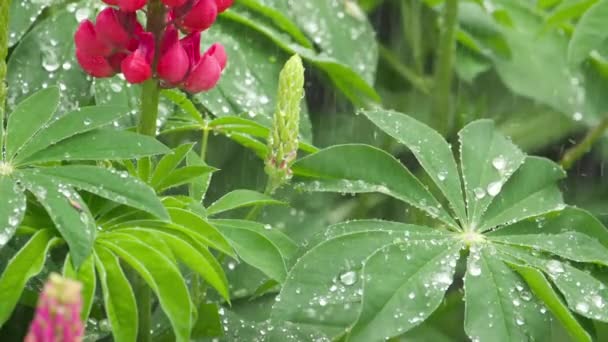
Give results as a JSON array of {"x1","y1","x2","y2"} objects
[
  {"x1": 0, "y1": 230, "x2": 57, "y2": 325},
  {"x1": 168, "y1": 208, "x2": 235, "y2": 257},
  {"x1": 0, "y1": 175, "x2": 25, "y2": 250},
  {"x1": 151, "y1": 143, "x2": 195, "y2": 188},
  {"x1": 568, "y1": 0, "x2": 608, "y2": 66},
  {"x1": 156, "y1": 166, "x2": 217, "y2": 193},
  {"x1": 63, "y1": 253, "x2": 96, "y2": 321},
  {"x1": 207, "y1": 190, "x2": 286, "y2": 216},
  {"x1": 94, "y1": 245, "x2": 138, "y2": 342}
]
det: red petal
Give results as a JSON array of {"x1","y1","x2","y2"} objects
[
  {"x1": 162, "y1": 0, "x2": 188, "y2": 7},
  {"x1": 95, "y1": 8, "x2": 132, "y2": 49},
  {"x1": 157, "y1": 36, "x2": 189, "y2": 84},
  {"x1": 205, "y1": 43, "x2": 227, "y2": 70},
  {"x1": 179, "y1": 0, "x2": 218, "y2": 33},
  {"x1": 117, "y1": 0, "x2": 147, "y2": 12},
  {"x1": 74, "y1": 20, "x2": 112, "y2": 56},
  {"x1": 182, "y1": 54, "x2": 222, "y2": 93},
  {"x1": 121, "y1": 52, "x2": 152, "y2": 83},
  {"x1": 215, "y1": 0, "x2": 234, "y2": 12},
  {"x1": 76, "y1": 49, "x2": 116, "y2": 77}
]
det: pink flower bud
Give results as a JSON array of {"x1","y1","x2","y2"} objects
[
  {"x1": 76, "y1": 49, "x2": 116, "y2": 78},
  {"x1": 74, "y1": 20, "x2": 111, "y2": 56},
  {"x1": 206, "y1": 43, "x2": 227, "y2": 70},
  {"x1": 103, "y1": 0, "x2": 147, "y2": 12},
  {"x1": 157, "y1": 26, "x2": 189, "y2": 84},
  {"x1": 121, "y1": 32, "x2": 154, "y2": 83},
  {"x1": 182, "y1": 53, "x2": 222, "y2": 93},
  {"x1": 95, "y1": 8, "x2": 142, "y2": 50},
  {"x1": 162, "y1": 0, "x2": 188, "y2": 7},
  {"x1": 175, "y1": 0, "x2": 218, "y2": 33},
  {"x1": 25, "y1": 273, "x2": 84, "y2": 342},
  {"x1": 215, "y1": 0, "x2": 234, "y2": 12}
]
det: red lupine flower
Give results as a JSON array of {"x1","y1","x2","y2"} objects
[
  {"x1": 157, "y1": 26, "x2": 189, "y2": 84},
  {"x1": 173, "y1": 0, "x2": 218, "y2": 33},
  {"x1": 95, "y1": 8, "x2": 142, "y2": 50},
  {"x1": 74, "y1": 20, "x2": 111, "y2": 56},
  {"x1": 121, "y1": 32, "x2": 155, "y2": 83},
  {"x1": 180, "y1": 33, "x2": 226, "y2": 93},
  {"x1": 162, "y1": 0, "x2": 189, "y2": 7},
  {"x1": 102, "y1": 0, "x2": 147, "y2": 12},
  {"x1": 25, "y1": 273, "x2": 84, "y2": 342},
  {"x1": 215, "y1": 0, "x2": 234, "y2": 12},
  {"x1": 76, "y1": 49, "x2": 116, "y2": 77}
]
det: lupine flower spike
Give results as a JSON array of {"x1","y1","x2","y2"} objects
[
  {"x1": 75, "y1": 0, "x2": 233, "y2": 92},
  {"x1": 25, "y1": 273, "x2": 84, "y2": 342},
  {"x1": 265, "y1": 55, "x2": 305, "y2": 193}
]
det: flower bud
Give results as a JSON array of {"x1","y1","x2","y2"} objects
[
  {"x1": 182, "y1": 53, "x2": 222, "y2": 92},
  {"x1": 157, "y1": 26, "x2": 189, "y2": 84},
  {"x1": 265, "y1": 55, "x2": 305, "y2": 193},
  {"x1": 24, "y1": 273, "x2": 84, "y2": 342},
  {"x1": 74, "y1": 20, "x2": 111, "y2": 56},
  {"x1": 76, "y1": 49, "x2": 116, "y2": 78},
  {"x1": 95, "y1": 8, "x2": 141, "y2": 50},
  {"x1": 121, "y1": 32, "x2": 154, "y2": 83},
  {"x1": 206, "y1": 43, "x2": 227, "y2": 70},
  {"x1": 102, "y1": 0, "x2": 147, "y2": 12},
  {"x1": 175, "y1": 0, "x2": 218, "y2": 33}
]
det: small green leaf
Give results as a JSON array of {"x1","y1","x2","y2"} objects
[
  {"x1": 99, "y1": 237, "x2": 193, "y2": 342},
  {"x1": 14, "y1": 105, "x2": 131, "y2": 163},
  {"x1": 212, "y1": 220, "x2": 288, "y2": 282},
  {"x1": 94, "y1": 245, "x2": 138, "y2": 342},
  {"x1": 63, "y1": 253, "x2": 96, "y2": 321},
  {"x1": 157, "y1": 166, "x2": 217, "y2": 193},
  {"x1": 192, "y1": 303, "x2": 223, "y2": 338},
  {"x1": 458, "y1": 120, "x2": 525, "y2": 229},
  {"x1": 151, "y1": 143, "x2": 195, "y2": 188},
  {"x1": 0, "y1": 230, "x2": 57, "y2": 325},
  {"x1": 508, "y1": 262, "x2": 592, "y2": 342},
  {"x1": 362, "y1": 109, "x2": 467, "y2": 224},
  {"x1": 18, "y1": 172, "x2": 95, "y2": 267},
  {"x1": 5, "y1": 87, "x2": 59, "y2": 159},
  {"x1": 464, "y1": 247, "x2": 551, "y2": 342},
  {"x1": 21, "y1": 129, "x2": 170, "y2": 165},
  {"x1": 348, "y1": 241, "x2": 461, "y2": 342},
  {"x1": 161, "y1": 90, "x2": 205, "y2": 124},
  {"x1": 186, "y1": 151, "x2": 213, "y2": 203},
  {"x1": 168, "y1": 208, "x2": 235, "y2": 257},
  {"x1": 293, "y1": 144, "x2": 458, "y2": 229},
  {"x1": 32, "y1": 165, "x2": 169, "y2": 220},
  {"x1": 207, "y1": 190, "x2": 286, "y2": 216},
  {"x1": 479, "y1": 157, "x2": 565, "y2": 231},
  {"x1": 0, "y1": 175, "x2": 25, "y2": 249},
  {"x1": 568, "y1": 0, "x2": 608, "y2": 66},
  {"x1": 116, "y1": 228, "x2": 230, "y2": 302}
]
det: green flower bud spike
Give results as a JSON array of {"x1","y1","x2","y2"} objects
[{"x1": 265, "y1": 54, "x2": 305, "y2": 193}]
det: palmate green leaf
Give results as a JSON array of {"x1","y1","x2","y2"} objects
[
  {"x1": 568, "y1": 0, "x2": 608, "y2": 66},
  {"x1": 4, "y1": 87, "x2": 59, "y2": 159},
  {"x1": 99, "y1": 236, "x2": 193, "y2": 342},
  {"x1": 63, "y1": 253, "x2": 96, "y2": 321},
  {"x1": 160, "y1": 89, "x2": 205, "y2": 125},
  {"x1": 479, "y1": 156, "x2": 565, "y2": 231},
  {"x1": 293, "y1": 144, "x2": 459, "y2": 229},
  {"x1": 458, "y1": 120, "x2": 525, "y2": 229},
  {"x1": 0, "y1": 175, "x2": 26, "y2": 249},
  {"x1": 211, "y1": 220, "x2": 289, "y2": 282},
  {"x1": 115, "y1": 228, "x2": 230, "y2": 302},
  {"x1": 7, "y1": 9, "x2": 92, "y2": 111},
  {"x1": 14, "y1": 105, "x2": 131, "y2": 164},
  {"x1": 348, "y1": 241, "x2": 462, "y2": 342},
  {"x1": 168, "y1": 208, "x2": 235, "y2": 257},
  {"x1": 17, "y1": 172, "x2": 95, "y2": 267},
  {"x1": 20, "y1": 129, "x2": 170, "y2": 164},
  {"x1": 362, "y1": 109, "x2": 466, "y2": 224},
  {"x1": 508, "y1": 262, "x2": 592, "y2": 342},
  {"x1": 0, "y1": 229, "x2": 57, "y2": 326},
  {"x1": 497, "y1": 245, "x2": 608, "y2": 323},
  {"x1": 94, "y1": 245, "x2": 138, "y2": 342},
  {"x1": 207, "y1": 189, "x2": 286, "y2": 216},
  {"x1": 464, "y1": 246, "x2": 551, "y2": 342},
  {"x1": 545, "y1": 0, "x2": 597, "y2": 29},
  {"x1": 186, "y1": 151, "x2": 213, "y2": 203},
  {"x1": 8, "y1": 0, "x2": 55, "y2": 46},
  {"x1": 156, "y1": 166, "x2": 217, "y2": 193},
  {"x1": 273, "y1": 221, "x2": 454, "y2": 338},
  {"x1": 30, "y1": 166, "x2": 169, "y2": 220},
  {"x1": 151, "y1": 143, "x2": 195, "y2": 188}
]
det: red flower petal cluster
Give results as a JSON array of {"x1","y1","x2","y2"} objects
[{"x1": 75, "y1": 0, "x2": 233, "y2": 93}]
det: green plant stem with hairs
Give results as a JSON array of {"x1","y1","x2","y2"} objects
[
  {"x1": 0, "y1": 0, "x2": 11, "y2": 154},
  {"x1": 560, "y1": 116, "x2": 608, "y2": 170},
  {"x1": 135, "y1": 1, "x2": 166, "y2": 341},
  {"x1": 431, "y1": 0, "x2": 458, "y2": 136}
]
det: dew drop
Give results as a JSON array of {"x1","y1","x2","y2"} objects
[
  {"x1": 473, "y1": 187, "x2": 486, "y2": 200},
  {"x1": 492, "y1": 155, "x2": 506, "y2": 171},
  {"x1": 339, "y1": 271, "x2": 357, "y2": 286},
  {"x1": 486, "y1": 181, "x2": 502, "y2": 197},
  {"x1": 575, "y1": 302, "x2": 589, "y2": 314}
]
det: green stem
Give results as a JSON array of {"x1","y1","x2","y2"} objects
[
  {"x1": 402, "y1": 0, "x2": 423, "y2": 75},
  {"x1": 560, "y1": 117, "x2": 608, "y2": 170},
  {"x1": 135, "y1": 2, "x2": 165, "y2": 341},
  {"x1": 431, "y1": 0, "x2": 459, "y2": 136},
  {"x1": 378, "y1": 44, "x2": 429, "y2": 94},
  {"x1": 245, "y1": 180, "x2": 274, "y2": 221},
  {"x1": 200, "y1": 128, "x2": 210, "y2": 161},
  {"x1": 0, "y1": 0, "x2": 11, "y2": 156}
]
